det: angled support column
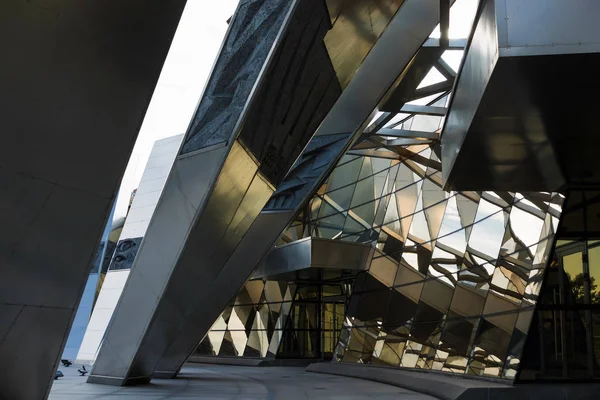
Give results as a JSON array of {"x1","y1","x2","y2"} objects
[
  {"x1": 90, "y1": 0, "x2": 341, "y2": 386},
  {"x1": 76, "y1": 135, "x2": 183, "y2": 365},
  {"x1": 151, "y1": 0, "x2": 445, "y2": 378},
  {"x1": 0, "y1": 1, "x2": 186, "y2": 399},
  {"x1": 439, "y1": 0, "x2": 600, "y2": 191}
]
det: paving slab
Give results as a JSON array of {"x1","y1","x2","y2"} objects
[{"x1": 49, "y1": 363, "x2": 438, "y2": 399}]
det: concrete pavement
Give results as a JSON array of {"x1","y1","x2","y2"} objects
[{"x1": 49, "y1": 363, "x2": 437, "y2": 399}]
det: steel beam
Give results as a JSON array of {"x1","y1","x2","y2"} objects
[
  {"x1": 435, "y1": 58, "x2": 457, "y2": 79},
  {"x1": 423, "y1": 37, "x2": 467, "y2": 48},
  {"x1": 441, "y1": 0, "x2": 600, "y2": 191},
  {"x1": 376, "y1": 128, "x2": 439, "y2": 139},
  {"x1": 400, "y1": 104, "x2": 447, "y2": 116}
]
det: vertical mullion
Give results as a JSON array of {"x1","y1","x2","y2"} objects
[{"x1": 582, "y1": 191, "x2": 595, "y2": 377}]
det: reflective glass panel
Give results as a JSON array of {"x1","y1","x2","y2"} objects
[
  {"x1": 563, "y1": 251, "x2": 585, "y2": 305},
  {"x1": 588, "y1": 244, "x2": 600, "y2": 304}
]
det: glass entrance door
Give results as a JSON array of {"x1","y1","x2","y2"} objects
[
  {"x1": 278, "y1": 282, "x2": 350, "y2": 359},
  {"x1": 322, "y1": 297, "x2": 346, "y2": 359},
  {"x1": 536, "y1": 241, "x2": 600, "y2": 379}
]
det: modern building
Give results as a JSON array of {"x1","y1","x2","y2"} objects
[
  {"x1": 193, "y1": 93, "x2": 563, "y2": 381},
  {"x1": 4, "y1": 0, "x2": 600, "y2": 399},
  {"x1": 88, "y1": 0, "x2": 600, "y2": 388}
]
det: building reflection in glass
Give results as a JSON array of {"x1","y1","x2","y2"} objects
[
  {"x1": 194, "y1": 3, "x2": 564, "y2": 378},
  {"x1": 196, "y1": 280, "x2": 296, "y2": 358},
  {"x1": 519, "y1": 190, "x2": 600, "y2": 380},
  {"x1": 302, "y1": 143, "x2": 562, "y2": 380},
  {"x1": 196, "y1": 139, "x2": 562, "y2": 382},
  {"x1": 196, "y1": 277, "x2": 353, "y2": 360}
]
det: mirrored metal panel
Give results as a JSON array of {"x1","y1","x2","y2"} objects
[
  {"x1": 520, "y1": 190, "x2": 600, "y2": 381},
  {"x1": 196, "y1": 280, "x2": 297, "y2": 358},
  {"x1": 318, "y1": 147, "x2": 562, "y2": 380}
]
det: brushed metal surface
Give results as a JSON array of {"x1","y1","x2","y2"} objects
[
  {"x1": 379, "y1": 47, "x2": 445, "y2": 113},
  {"x1": 500, "y1": 0, "x2": 600, "y2": 56},
  {"x1": 0, "y1": 0, "x2": 186, "y2": 199},
  {"x1": 130, "y1": 154, "x2": 274, "y2": 379},
  {"x1": 252, "y1": 237, "x2": 372, "y2": 280},
  {"x1": 91, "y1": 0, "x2": 444, "y2": 384},
  {"x1": 266, "y1": 0, "x2": 443, "y2": 211},
  {"x1": 0, "y1": 306, "x2": 73, "y2": 400},
  {"x1": 253, "y1": 237, "x2": 312, "y2": 278},
  {"x1": 311, "y1": 238, "x2": 373, "y2": 270},
  {"x1": 153, "y1": 211, "x2": 294, "y2": 376},
  {"x1": 441, "y1": 0, "x2": 498, "y2": 189},
  {"x1": 324, "y1": 0, "x2": 405, "y2": 89},
  {"x1": 90, "y1": 144, "x2": 229, "y2": 380},
  {"x1": 442, "y1": 0, "x2": 600, "y2": 191}
]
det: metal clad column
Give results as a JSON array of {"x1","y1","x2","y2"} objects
[
  {"x1": 441, "y1": 0, "x2": 600, "y2": 191},
  {"x1": 152, "y1": 0, "x2": 444, "y2": 378},
  {"x1": 76, "y1": 135, "x2": 184, "y2": 365},
  {"x1": 90, "y1": 0, "x2": 342, "y2": 385}
]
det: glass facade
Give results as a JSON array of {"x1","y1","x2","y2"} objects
[
  {"x1": 192, "y1": 0, "x2": 588, "y2": 384},
  {"x1": 196, "y1": 280, "x2": 296, "y2": 358},
  {"x1": 323, "y1": 150, "x2": 562, "y2": 380},
  {"x1": 194, "y1": 2, "x2": 564, "y2": 379},
  {"x1": 519, "y1": 190, "x2": 600, "y2": 380},
  {"x1": 197, "y1": 140, "x2": 562, "y2": 382},
  {"x1": 44, "y1": 1, "x2": 600, "y2": 395},
  {"x1": 278, "y1": 282, "x2": 351, "y2": 359},
  {"x1": 196, "y1": 277, "x2": 354, "y2": 360}
]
